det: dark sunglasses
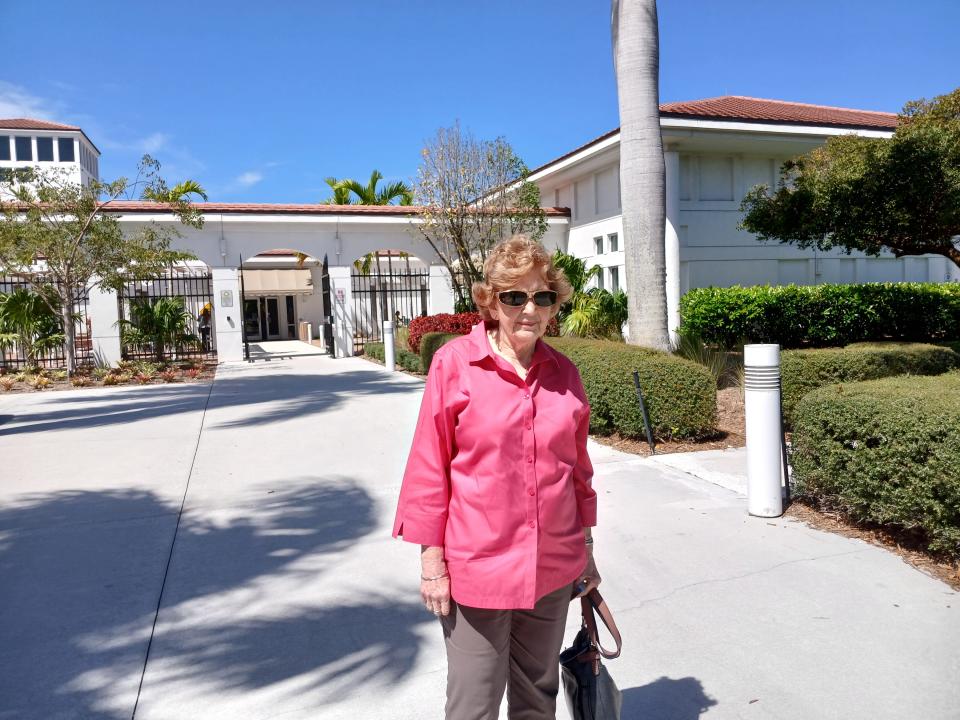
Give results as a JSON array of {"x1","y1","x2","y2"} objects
[{"x1": 497, "y1": 290, "x2": 558, "y2": 308}]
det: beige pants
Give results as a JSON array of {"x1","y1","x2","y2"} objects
[{"x1": 440, "y1": 583, "x2": 572, "y2": 720}]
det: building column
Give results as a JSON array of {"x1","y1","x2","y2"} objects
[
  {"x1": 429, "y1": 265, "x2": 455, "y2": 315},
  {"x1": 329, "y1": 266, "x2": 355, "y2": 358},
  {"x1": 87, "y1": 280, "x2": 122, "y2": 367},
  {"x1": 211, "y1": 267, "x2": 244, "y2": 362},
  {"x1": 664, "y1": 149, "x2": 681, "y2": 345}
]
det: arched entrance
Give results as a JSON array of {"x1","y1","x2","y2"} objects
[{"x1": 239, "y1": 249, "x2": 331, "y2": 360}]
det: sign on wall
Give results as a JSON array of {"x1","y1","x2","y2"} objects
[{"x1": 220, "y1": 290, "x2": 234, "y2": 307}]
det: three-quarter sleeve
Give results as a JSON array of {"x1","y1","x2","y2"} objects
[
  {"x1": 392, "y1": 353, "x2": 457, "y2": 546},
  {"x1": 572, "y1": 382, "x2": 597, "y2": 527}
]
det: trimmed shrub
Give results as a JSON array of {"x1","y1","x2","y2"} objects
[
  {"x1": 680, "y1": 282, "x2": 960, "y2": 349},
  {"x1": 363, "y1": 341, "x2": 422, "y2": 373},
  {"x1": 547, "y1": 336, "x2": 716, "y2": 440},
  {"x1": 781, "y1": 343, "x2": 959, "y2": 427},
  {"x1": 407, "y1": 312, "x2": 482, "y2": 354},
  {"x1": 791, "y1": 372, "x2": 960, "y2": 560},
  {"x1": 420, "y1": 332, "x2": 460, "y2": 372}
]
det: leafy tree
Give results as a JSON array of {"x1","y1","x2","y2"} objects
[
  {"x1": 0, "y1": 156, "x2": 206, "y2": 372},
  {"x1": 612, "y1": 0, "x2": 670, "y2": 351},
  {"x1": 413, "y1": 121, "x2": 547, "y2": 309},
  {"x1": 553, "y1": 250, "x2": 628, "y2": 339},
  {"x1": 0, "y1": 285, "x2": 64, "y2": 369},
  {"x1": 117, "y1": 296, "x2": 199, "y2": 363},
  {"x1": 740, "y1": 87, "x2": 960, "y2": 270}
]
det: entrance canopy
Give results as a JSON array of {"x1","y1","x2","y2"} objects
[{"x1": 241, "y1": 268, "x2": 312, "y2": 294}]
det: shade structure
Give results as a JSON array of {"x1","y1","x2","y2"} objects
[{"x1": 240, "y1": 269, "x2": 312, "y2": 294}]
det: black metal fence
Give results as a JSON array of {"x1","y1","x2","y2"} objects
[
  {"x1": 0, "y1": 275, "x2": 92, "y2": 371},
  {"x1": 116, "y1": 264, "x2": 217, "y2": 362},
  {"x1": 351, "y1": 265, "x2": 430, "y2": 354}
]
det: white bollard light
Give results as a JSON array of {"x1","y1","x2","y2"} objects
[
  {"x1": 743, "y1": 344, "x2": 784, "y2": 517},
  {"x1": 383, "y1": 320, "x2": 396, "y2": 372}
]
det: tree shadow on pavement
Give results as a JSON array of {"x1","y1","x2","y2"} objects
[
  {"x1": 0, "y1": 370, "x2": 421, "y2": 437},
  {"x1": 0, "y1": 478, "x2": 428, "y2": 719},
  {"x1": 620, "y1": 677, "x2": 718, "y2": 719}
]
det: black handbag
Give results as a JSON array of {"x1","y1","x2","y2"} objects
[{"x1": 560, "y1": 588, "x2": 623, "y2": 720}]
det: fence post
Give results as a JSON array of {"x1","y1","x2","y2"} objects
[
  {"x1": 328, "y1": 266, "x2": 354, "y2": 358},
  {"x1": 429, "y1": 265, "x2": 454, "y2": 315},
  {"x1": 211, "y1": 267, "x2": 244, "y2": 362},
  {"x1": 87, "y1": 279, "x2": 122, "y2": 367}
]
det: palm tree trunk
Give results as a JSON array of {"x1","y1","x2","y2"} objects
[{"x1": 612, "y1": 0, "x2": 670, "y2": 351}]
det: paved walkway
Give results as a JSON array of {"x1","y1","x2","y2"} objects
[{"x1": 0, "y1": 358, "x2": 956, "y2": 719}]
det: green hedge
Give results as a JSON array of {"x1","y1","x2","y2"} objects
[
  {"x1": 546, "y1": 337, "x2": 716, "y2": 440},
  {"x1": 363, "y1": 342, "x2": 422, "y2": 373},
  {"x1": 781, "y1": 343, "x2": 959, "y2": 427},
  {"x1": 791, "y1": 372, "x2": 960, "y2": 561},
  {"x1": 420, "y1": 332, "x2": 460, "y2": 372},
  {"x1": 680, "y1": 282, "x2": 960, "y2": 349}
]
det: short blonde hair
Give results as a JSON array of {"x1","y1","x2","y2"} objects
[{"x1": 471, "y1": 235, "x2": 573, "y2": 321}]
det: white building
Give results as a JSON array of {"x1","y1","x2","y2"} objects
[
  {"x1": 527, "y1": 96, "x2": 959, "y2": 338},
  {"x1": 3, "y1": 96, "x2": 956, "y2": 365},
  {"x1": 0, "y1": 118, "x2": 100, "y2": 196}
]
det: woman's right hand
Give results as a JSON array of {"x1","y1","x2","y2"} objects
[{"x1": 420, "y1": 545, "x2": 451, "y2": 616}]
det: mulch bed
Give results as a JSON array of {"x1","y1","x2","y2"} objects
[{"x1": 0, "y1": 361, "x2": 217, "y2": 393}]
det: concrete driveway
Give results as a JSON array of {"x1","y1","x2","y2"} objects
[{"x1": 0, "y1": 357, "x2": 956, "y2": 719}]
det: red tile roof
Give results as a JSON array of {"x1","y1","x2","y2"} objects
[
  {"x1": 659, "y1": 96, "x2": 898, "y2": 130},
  {"x1": 92, "y1": 201, "x2": 572, "y2": 217},
  {"x1": 0, "y1": 118, "x2": 83, "y2": 131},
  {"x1": 528, "y1": 96, "x2": 898, "y2": 178}
]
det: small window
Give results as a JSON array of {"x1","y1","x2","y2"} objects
[
  {"x1": 608, "y1": 232, "x2": 619, "y2": 252},
  {"x1": 596, "y1": 268, "x2": 605, "y2": 291},
  {"x1": 594, "y1": 236, "x2": 604, "y2": 255},
  {"x1": 15, "y1": 136, "x2": 32, "y2": 161},
  {"x1": 610, "y1": 266, "x2": 620, "y2": 294},
  {"x1": 37, "y1": 137, "x2": 54, "y2": 162},
  {"x1": 0, "y1": 136, "x2": 9, "y2": 161},
  {"x1": 58, "y1": 138, "x2": 74, "y2": 162}
]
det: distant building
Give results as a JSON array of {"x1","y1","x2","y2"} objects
[{"x1": 0, "y1": 118, "x2": 100, "y2": 197}]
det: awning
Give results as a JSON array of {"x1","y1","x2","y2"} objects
[{"x1": 241, "y1": 269, "x2": 312, "y2": 294}]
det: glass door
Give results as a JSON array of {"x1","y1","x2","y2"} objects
[
  {"x1": 243, "y1": 299, "x2": 261, "y2": 340},
  {"x1": 265, "y1": 297, "x2": 281, "y2": 339}
]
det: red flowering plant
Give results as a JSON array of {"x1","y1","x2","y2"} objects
[{"x1": 406, "y1": 311, "x2": 559, "y2": 353}]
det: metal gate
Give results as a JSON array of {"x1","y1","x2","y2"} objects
[
  {"x1": 116, "y1": 264, "x2": 217, "y2": 362},
  {"x1": 351, "y1": 263, "x2": 429, "y2": 354},
  {"x1": 321, "y1": 255, "x2": 335, "y2": 356}
]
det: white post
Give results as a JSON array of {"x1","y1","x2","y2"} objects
[
  {"x1": 383, "y1": 320, "x2": 396, "y2": 372},
  {"x1": 664, "y1": 149, "x2": 681, "y2": 346},
  {"x1": 86, "y1": 281, "x2": 122, "y2": 367},
  {"x1": 743, "y1": 344, "x2": 785, "y2": 517},
  {"x1": 329, "y1": 266, "x2": 354, "y2": 358},
  {"x1": 429, "y1": 265, "x2": 455, "y2": 315},
  {"x1": 211, "y1": 267, "x2": 243, "y2": 362}
]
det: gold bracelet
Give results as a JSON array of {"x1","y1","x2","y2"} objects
[{"x1": 421, "y1": 572, "x2": 449, "y2": 581}]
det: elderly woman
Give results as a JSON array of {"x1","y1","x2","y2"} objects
[{"x1": 393, "y1": 235, "x2": 601, "y2": 720}]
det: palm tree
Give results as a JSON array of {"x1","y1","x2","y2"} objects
[
  {"x1": 0, "y1": 286, "x2": 65, "y2": 370},
  {"x1": 612, "y1": 0, "x2": 670, "y2": 351},
  {"x1": 322, "y1": 170, "x2": 413, "y2": 206},
  {"x1": 117, "y1": 296, "x2": 199, "y2": 363}
]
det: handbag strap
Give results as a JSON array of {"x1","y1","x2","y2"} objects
[{"x1": 580, "y1": 588, "x2": 622, "y2": 660}]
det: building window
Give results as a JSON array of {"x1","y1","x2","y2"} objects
[
  {"x1": 610, "y1": 266, "x2": 620, "y2": 293},
  {"x1": 594, "y1": 236, "x2": 604, "y2": 255},
  {"x1": 608, "y1": 232, "x2": 618, "y2": 252},
  {"x1": 37, "y1": 137, "x2": 54, "y2": 162},
  {"x1": 596, "y1": 267, "x2": 605, "y2": 291},
  {"x1": 0, "y1": 136, "x2": 9, "y2": 161},
  {"x1": 58, "y1": 138, "x2": 74, "y2": 162},
  {"x1": 15, "y1": 136, "x2": 32, "y2": 161}
]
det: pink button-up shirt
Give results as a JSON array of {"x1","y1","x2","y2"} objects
[{"x1": 393, "y1": 321, "x2": 597, "y2": 610}]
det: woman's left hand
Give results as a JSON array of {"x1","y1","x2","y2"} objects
[{"x1": 576, "y1": 550, "x2": 601, "y2": 597}]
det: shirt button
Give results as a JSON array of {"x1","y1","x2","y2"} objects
[
  {"x1": 523, "y1": 394, "x2": 530, "y2": 400},
  {"x1": 528, "y1": 521, "x2": 536, "y2": 528},
  {"x1": 525, "y1": 424, "x2": 532, "y2": 430},
  {"x1": 528, "y1": 489, "x2": 535, "y2": 496},
  {"x1": 527, "y1": 457, "x2": 533, "y2": 463}
]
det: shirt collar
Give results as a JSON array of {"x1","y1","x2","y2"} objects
[{"x1": 465, "y1": 320, "x2": 559, "y2": 369}]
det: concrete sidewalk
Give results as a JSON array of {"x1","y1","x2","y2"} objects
[{"x1": 0, "y1": 358, "x2": 957, "y2": 719}]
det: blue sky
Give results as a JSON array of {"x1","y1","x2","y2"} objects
[{"x1": 3, "y1": 0, "x2": 957, "y2": 203}]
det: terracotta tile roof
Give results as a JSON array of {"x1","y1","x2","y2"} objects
[
  {"x1": 528, "y1": 96, "x2": 898, "y2": 178},
  {"x1": 0, "y1": 118, "x2": 83, "y2": 131},
  {"x1": 91, "y1": 201, "x2": 572, "y2": 217},
  {"x1": 659, "y1": 96, "x2": 898, "y2": 130}
]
